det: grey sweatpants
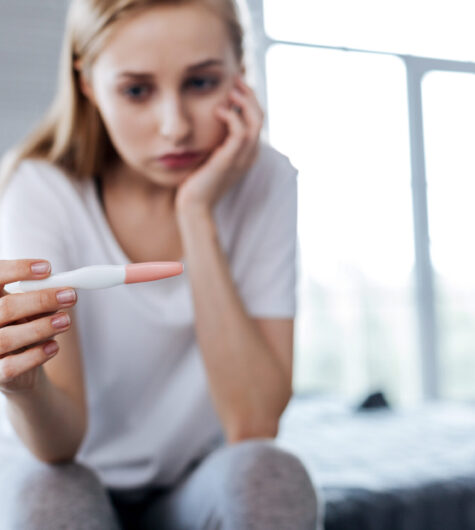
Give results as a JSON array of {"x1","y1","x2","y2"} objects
[{"x1": 1, "y1": 438, "x2": 319, "y2": 530}]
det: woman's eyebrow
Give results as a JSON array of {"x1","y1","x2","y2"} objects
[
  {"x1": 116, "y1": 72, "x2": 154, "y2": 80},
  {"x1": 116, "y1": 59, "x2": 224, "y2": 79},
  {"x1": 186, "y1": 59, "x2": 223, "y2": 70}
]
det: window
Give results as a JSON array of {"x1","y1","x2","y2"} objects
[
  {"x1": 260, "y1": 0, "x2": 475, "y2": 403},
  {"x1": 266, "y1": 44, "x2": 420, "y2": 404}
]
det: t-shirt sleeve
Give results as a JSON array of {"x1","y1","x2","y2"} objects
[
  {"x1": 230, "y1": 150, "x2": 298, "y2": 319},
  {"x1": 0, "y1": 161, "x2": 73, "y2": 277}
]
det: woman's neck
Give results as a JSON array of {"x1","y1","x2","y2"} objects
[{"x1": 103, "y1": 162, "x2": 177, "y2": 215}]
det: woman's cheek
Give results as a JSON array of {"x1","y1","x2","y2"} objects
[
  {"x1": 199, "y1": 107, "x2": 227, "y2": 147},
  {"x1": 111, "y1": 105, "x2": 153, "y2": 142},
  {"x1": 99, "y1": 108, "x2": 147, "y2": 162}
]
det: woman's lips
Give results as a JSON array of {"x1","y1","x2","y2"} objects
[{"x1": 156, "y1": 152, "x2": 204, "y2": 169}]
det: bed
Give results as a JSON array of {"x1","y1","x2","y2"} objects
[{"x1": 277, "y1": 395, "x2": 475, "y2": 529}]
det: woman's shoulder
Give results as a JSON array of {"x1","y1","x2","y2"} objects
[
  {"x1": 215, "y1": 141, "x2": 298, "y2": 229},
  {"x1": 235, "y1": 140, "x2": 298, "y2": 202},
  {"x1": 254, "y1": 140, "x2": 298, "y2": 178},
  {"x1": 246, "y1": 140, "x2": 297, "y2": 187},
  {"x1": 7, "y1": 157, "x2": 73, "y2": 185},
  {"x1": 1, "y1": 157, "x2": 84, "y2": 203}
]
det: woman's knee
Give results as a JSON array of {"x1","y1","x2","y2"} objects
[
  {"x1": 1, "y1": 452, "x2": 120, "y2": 530},
  {"x1": 214, "y1": 438, "x2": 318, "y2": 529}
]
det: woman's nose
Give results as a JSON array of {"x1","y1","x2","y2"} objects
[{"x1": 157, "y1": 96, "x2": 191, "y2": 143}]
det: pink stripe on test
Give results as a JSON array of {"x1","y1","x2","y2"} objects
[{"x1": 124, "y1": 262, "x2": 184, "y2": 284}]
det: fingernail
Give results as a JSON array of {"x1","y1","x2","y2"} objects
[
  {"x1": 51, "y1": 314, "x2": 71, "y2": 329},
  {"x1": 56, "y1": 289, "x2": 77, "y2": 305},
  {"x1": 44, "y1": 342, "x2": 59, "y2": 356},
  {"x1": 31, "y1": 262, "x2": 51, "y2": 275}
]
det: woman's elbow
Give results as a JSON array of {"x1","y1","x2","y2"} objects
[
  {"x1": 226, "y1": 414, "x2": 281, "y2": 444},
  {"x1": 225, "y1": 385, "x2": 293, "y2": 443}
]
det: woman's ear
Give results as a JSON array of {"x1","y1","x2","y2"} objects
[{"x1": 74, "y1": 60, "x2": 96, "y2": 105}]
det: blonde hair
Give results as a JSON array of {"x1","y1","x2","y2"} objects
[{"x1": 0, "y1": 0, "x2": 250, "y2": 193}]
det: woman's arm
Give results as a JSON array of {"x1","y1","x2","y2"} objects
[
  {"x1": 0, "y1": 260, "x2": 86, "y2": 463},
  {"x1": 177, "y1": 205, "x2": 293, "y2": 443},
  {"x1": 6, "y1": 365, "x2": 86, "y2": 463}
]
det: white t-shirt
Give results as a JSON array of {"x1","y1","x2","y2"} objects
[{"x1": 0, "y1": 141, "x2": 298, "y2": 489}]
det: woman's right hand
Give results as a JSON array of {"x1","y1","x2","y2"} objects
[{"x1": 0, "y1": 259, "x2": 77, "y2": 395}]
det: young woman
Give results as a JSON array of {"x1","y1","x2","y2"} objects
[{"x1": 0, "y1": 0, "x2": 318, "y2": 528}]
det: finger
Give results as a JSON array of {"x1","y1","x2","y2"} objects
[
  {"x1": 216, "y1": 105, "x2": 260, "y2": 168},
  {"x1": 213, "y1": 106, "x2": 250, "y2": 167},
  {"x1": 228, "y1": 89, "x2": 263, "y2": 138},
  {"x1": 0, "y1": 311, "x2": 71, "y2": 357},
  {"x1": 236, "y1": 79, "x2": 265, "y2": 120},
  {"x1": 0, "y1": 287, "x2": 77, "y2": 326},
  {"x1": 0, "y1": 259, "x2": 51, "y2": 289},
  {"x1": 0, "y1": 341, "x2": 58, "y2": 385},
  {"x1": 7, "y1": 312, "x2": 55, "y2": 328}
]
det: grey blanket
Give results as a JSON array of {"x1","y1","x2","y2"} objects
[{"x1": 277, "y1": 396, "x2": 475, "y2": 530}]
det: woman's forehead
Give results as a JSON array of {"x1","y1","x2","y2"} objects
[{"x1": 95, "y1": 4, "x2": 235, "y2": 75}]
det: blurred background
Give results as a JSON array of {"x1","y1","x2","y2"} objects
[
  {"x1": 1, "y1": 0, "x2": 475, "y2": 407},
  {"x1": 252, "y1": 0, "x2": 475, "y2": 407}
]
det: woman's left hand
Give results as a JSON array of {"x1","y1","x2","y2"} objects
[{"x1": 175, "y1": 76, "x2": 264, "y2": 216}]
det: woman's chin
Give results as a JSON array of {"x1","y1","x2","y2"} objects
[{"x1": 142, "y1": 165, "x2": 192, "y2": 188}]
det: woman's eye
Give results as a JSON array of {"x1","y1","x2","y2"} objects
[
  {"x1": 122, "y1": 84, "x2": 152, "y2": 101},
  {"x1": 185, "y1": 76, "x2": 219, "y2": 92}
]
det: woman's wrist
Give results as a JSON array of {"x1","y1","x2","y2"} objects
[
  {"x1": 176, "y1": 200, "x2": 222, "y2": 271},
  {"x1": 1, "y1": 364, "x2": 49, "y2": 402},
  {"x1": 176, "y1": 198, "x2": 214, "y2": 233}
]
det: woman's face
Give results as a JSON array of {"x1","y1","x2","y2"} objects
[{"x1": 82, "y1": 3, "x2": 242, "y2": 188}]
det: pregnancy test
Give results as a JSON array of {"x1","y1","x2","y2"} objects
[{"x1": 4, "y1": 262, "x2": 184, "y2": 293}]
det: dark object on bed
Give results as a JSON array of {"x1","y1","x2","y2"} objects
[{"x1": 356, "y1": 391, "x2": 391, "y2": 411}]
